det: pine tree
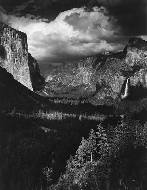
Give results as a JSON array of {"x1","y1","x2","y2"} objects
[{"x1": 55, "y1": 125, "x2": 112, "y2": 190}]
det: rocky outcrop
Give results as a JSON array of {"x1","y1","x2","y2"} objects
[{"x1": 0, "y1": 22, "x2": 44, "y2": 91}]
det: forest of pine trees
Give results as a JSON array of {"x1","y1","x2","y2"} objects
[{"x1": 51, "y1": 118, "x2": 147, "y2": 190}]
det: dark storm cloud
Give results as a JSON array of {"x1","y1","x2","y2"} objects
[
  {"x1": 1, "y1": 0, "x2": 146, "y2": 36},
  {"x1": 0, "y1": 0, "x2": 88, "y2": 18},
  {"x1": 87, "y1": 0, "x2": 147, "y2": 36},
  {"x1": 110, "y1": 0, "x2": 147, "y2": 36},
  {"x1": 0, "y1": 0, "x2": 86, "y2": 10}
]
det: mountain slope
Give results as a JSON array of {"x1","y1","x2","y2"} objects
[{"x1": 44, "y1": 38, "x2": 147, "y2": 106}]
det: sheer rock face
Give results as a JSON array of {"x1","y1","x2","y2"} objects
[
  {"x1": 0, "y1": 23, "x2": 44, "y2": 91},
  {"x1": 28, "y1": 53, "x2": 45, "y2": 91}
]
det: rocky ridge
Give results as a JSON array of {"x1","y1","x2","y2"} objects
[{"x1": 44, "y1": 38, "x2": 147, "y2": 105}]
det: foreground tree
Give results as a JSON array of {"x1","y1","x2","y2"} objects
[{"x1": 52, "y1": 124, "x2": 112, "y2": 190}]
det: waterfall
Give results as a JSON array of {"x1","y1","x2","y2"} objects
[{"x1": 121, "y1": 78, "x2": 129, "y2": 99}]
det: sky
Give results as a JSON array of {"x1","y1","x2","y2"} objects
[{"x1": 0, "y1": 0, "x2": 147, "y2": 72}]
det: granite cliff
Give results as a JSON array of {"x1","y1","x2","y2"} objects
[{"x1": 0, "y1": 22, "x2": 44, "y2": 91}]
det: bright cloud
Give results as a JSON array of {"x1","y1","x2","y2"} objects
[{"x1": 0, "y1": 7, "x2": 125, "y2": 64}]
